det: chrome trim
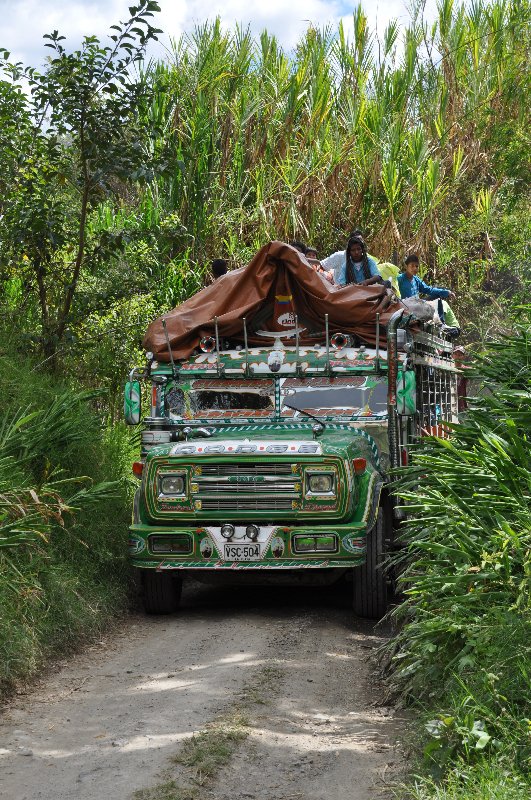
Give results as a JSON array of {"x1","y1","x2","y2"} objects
[
  {"x1": 200, "y1": 497, "x2": 295, "y2": 511},
  {"x1": 192, "y1": 461, "x2": 302, "y2": 511},
  {"x1": 170, "y1": 439, "x2": 322, "y2": 455}
]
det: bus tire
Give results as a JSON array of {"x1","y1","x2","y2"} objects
[
  {"x1": 142, "y1": 570, "x2": 182, "y2": 615},
  {"x1": 352, "y1": 507, "x2": 389, "y2": 620}
]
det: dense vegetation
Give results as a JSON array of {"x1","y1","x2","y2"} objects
[
  {"x1": 0, "y1": 0, "x2": 529, "y2": 390},
  {"x1": 0, "y1": 338, "x2": 134, "y2": 694},
  {"x1": 389, "y1": 307, "x2": 530, "y2": 799},
  {"x1": 0, "y1": 0, "x2": 528, "y2": 796}
]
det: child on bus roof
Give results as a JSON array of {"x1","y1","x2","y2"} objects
[{"x1": 398, "y1": 254, "x2": 455, "y2": 301}]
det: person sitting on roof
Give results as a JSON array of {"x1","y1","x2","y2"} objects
[
  {"x1": 440, "y1": 299, "x2": 460, "y2": 338},
  {"x1": 427, "y1": 298, "x2": 461, "y2": 339},
  {"x1": 289, "y1": 241, "x2": 334, "y2": 284},
  {"x1": 211, "y1": 258, "x2": 229, "y2": 280},
  {"x1": 305, "y1": 245, "x2": 334, "y2": 284},
  {"x1": 321, "y1": 235, "x2": 383, "y2": 287},
  {"x1": 398, "y1": 254, "x2": 455, "y2": 301},
  {"x1": 347, "y1": 230, "x2": 398, "y2": 291},
  {"x1": 288, "y1": 240, "x2": 308, "y2": 255}
]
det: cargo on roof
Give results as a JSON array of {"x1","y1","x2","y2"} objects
[{"x1": 143, "y1": 241, "x2": 405, "y2": 361}]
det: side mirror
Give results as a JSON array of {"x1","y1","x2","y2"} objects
[
  {"x1": 124, "y1": 380, "x2": 141, "y2": 425},
  {"x1": 396, "y1": 369, "x2": 416, "y2": 415}
]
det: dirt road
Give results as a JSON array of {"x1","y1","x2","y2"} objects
[{"x1": 0, "y1": 580, "x2": 406, "y2": 800}]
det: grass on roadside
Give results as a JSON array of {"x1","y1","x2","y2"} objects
[
  {"x1": 132, "y1": 781, "x2": 199, "y2": 800},
  {"x1": 0, "y1": 342, "x2": 135, "y2": 698},
  {"x1": 405, "y1": 759, "x2": 530, "y2": 800}
]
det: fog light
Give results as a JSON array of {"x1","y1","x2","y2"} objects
[
  {"x1": 292, "y1": 534, "x2": 338, "y2": 553},
  {"x1": 150, "y1": 535, "x2": 192, "y2": 554},
  {"x1": 246, "y1": 524, "x2": 259, "y2": 541},
  {"x1": 221, "y1": 524, "x2": 235, "y2": 539},
  {"x1": 307, "y1": 473, "x2": 334, "y2": 493}
]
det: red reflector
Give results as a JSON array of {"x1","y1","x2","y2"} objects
[
  {"x1": 352, "y1": 458, "x2": 366, "y2": 474},
  {"x1": 401, "y1": 448, "x2": 408, "y2": 466},
  {"x1": 132, "y1": 461, "x2": 144, "y2": 477}
]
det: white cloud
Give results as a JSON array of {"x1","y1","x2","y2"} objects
[
  {"x1": 174, "y1": 0, "x2": 343, "y2": 49},
  {"x1": 0, "y1": 0, "x2": 439, "y2": 67},
  {"x1": 0, "y1": 1, "x2": 123, "y2": 64}
]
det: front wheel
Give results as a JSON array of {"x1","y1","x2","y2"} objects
[
  {"x1": 142, "y1": 570, "x2": 183, "y2": 615},
  {"x1": 352, "y1": 507, "x2": 389, "y2": 620}
]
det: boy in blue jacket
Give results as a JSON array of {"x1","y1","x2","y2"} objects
[{"x1": 398, "y1": 254, "x2": 455, "y2": 301}]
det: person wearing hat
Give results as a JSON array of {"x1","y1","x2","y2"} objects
[{"x1": 321, "y1": 235, "x2": 383, "y2": 287}]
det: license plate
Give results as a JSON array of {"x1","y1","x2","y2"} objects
[{"x1": 224, "y1": 543, "x2": 261, "y2": 561}]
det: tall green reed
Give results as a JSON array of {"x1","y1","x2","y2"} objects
[{"x1": 133, "y1": 0, "x2": 528, "y2": 280}]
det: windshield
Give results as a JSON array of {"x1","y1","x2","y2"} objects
[
  {"x1": 164, "y1": 376, "x2": 387, "y2": 420},
  {"x1": 165, "y1": 379, "x2": 275, "y2": 419},
  {"x1": 280, "y1": 376, "x2": 387, "y2": 418}
]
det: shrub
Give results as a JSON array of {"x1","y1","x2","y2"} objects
[
  {"x1": 389, "y1": 307, "x2": 531, "y2": 793},
  {"x1": 0, "y1": 344, "x2": 134, "y2": 696}
]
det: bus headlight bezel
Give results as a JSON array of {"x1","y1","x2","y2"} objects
[
  {"x1": 306, "y1": 472, "x2": 335, "y2": 495},
  {"x1": 158, "y1": 473, "x2": 187, "y2": 497}
]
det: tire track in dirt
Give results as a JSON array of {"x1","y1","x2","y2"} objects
[{"x1": 0, "y1": 581, "x2": 406, "y2": 800}]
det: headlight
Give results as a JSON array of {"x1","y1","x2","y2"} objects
[
  {"x1": 159, "y1": 474, "x2": 186, "y2": 496},
  {"x1": 307, "y1": 473, "x2": 334, "y2": 493}
]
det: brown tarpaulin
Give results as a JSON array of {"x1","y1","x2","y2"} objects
[{"x1": 143, "y1": 241, "x2": 405, "y2": 360}]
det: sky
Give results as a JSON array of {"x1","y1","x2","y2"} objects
[{"x1": 0, "y1": 0, "x2": 439, "y2": 67}]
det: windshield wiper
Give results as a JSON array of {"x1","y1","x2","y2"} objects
[{"x1": 283, "y1": 403, "x2": 326, "y2": 438}]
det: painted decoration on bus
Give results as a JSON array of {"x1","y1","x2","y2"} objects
[
  {"x1": 124, "y1": 381, "x2": 141, "y2": 425},
  {"x1": 270, "y1": 537, "x2": 285, "y2": 557},
  {"x1": 341, "y1": 534, "x2": 366, "y2": 554},
  {"x1": 396, "y1": 370, "x2": 416, "y2": 415},
  {"x1": 128, "y1": 535, "x2": 145, "y2": 555},
  {"x1": 200, "y1": 538, "x2": 215, "y2": 558},
  {"x1": 157, "y1": 344, "x2": 402, "y2": 378}
]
